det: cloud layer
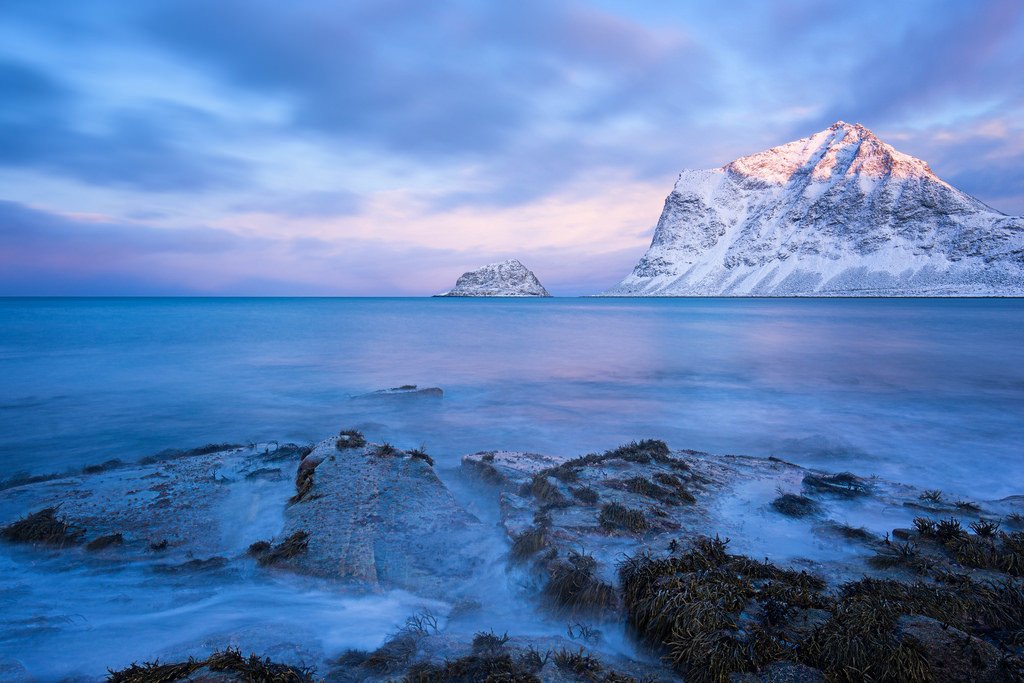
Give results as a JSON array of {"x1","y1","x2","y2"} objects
[{"x1": 1, "y1": 0, "x2": 1022, "y2": 295}]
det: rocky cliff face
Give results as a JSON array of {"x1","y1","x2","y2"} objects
[
  {"x1": 605, "y1": 121, "x2": 1024, "y2": 296},
  {"x1": 437, "y1": 259, "x2": 551, "y2": 297}
]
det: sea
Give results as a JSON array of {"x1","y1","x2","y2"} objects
[{"x1": 1, "y1": 296, "x2": 1022, "y2": 678}]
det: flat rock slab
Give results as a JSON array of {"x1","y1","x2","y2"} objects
[
  {"x1": 279, "y1": 439, "x2": 489, "y2": 598},
  {"x1": 460, "y1": 445, "x2": 1014, "y2": 589},
  {"x1": 0, "y1": 444, "x2": 297, "y2": 561}
]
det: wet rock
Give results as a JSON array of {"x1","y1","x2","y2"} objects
[
  {"x1": 0, "y1": 443, "x2": 292, "y2": 562},
  {"x1": 896, "y1": 615, "x2": 1013, "y2": 683},
  {"x1": 85, "y1": 532, "x2": 124, "y2": 551},
  {"x1": 352, "y1": 385, "x2": 443, "y2": 401},
  {"x1": 278, "y1": 438, "x2": 490, "y2": 597},
  {"x1": 731, "y1": 661, "x2": 826, "y2": 682}
]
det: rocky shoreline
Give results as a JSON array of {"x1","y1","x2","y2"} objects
[{"x1": 2, "y1": 432, "x2": 1023, "y2": 681}]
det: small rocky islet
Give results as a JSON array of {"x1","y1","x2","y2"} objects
[{"x1": 2, "y1": 414, "x2": 1024, "y2": 681}]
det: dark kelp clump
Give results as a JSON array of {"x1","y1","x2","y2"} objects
[
  {"x1": 542, "y1": 550, "x2": 618, "y2": 617},
  {"x1": 598, "y1": 503, "x2": 648, "y2": 534},
  {"x1": 336, "y1": 429, "x2": 366, "y2": 450},
  {"x1": 770, "y1": 493, "x2": 820, "y2": 518},
  {"x1": 408, "y1": 448, "x2": 435, "y2": 466},
  {"x1": 107, "y1": 646, "x2": 313, "y2": 682},
  {"x1": 907, "y1": 515, "x2": 1024, "y2": 577},
  {"x1": 802, "y1": 471, "x2": 869, "y2": 497},
  {"x1": 1, "y1": 507, "x2": 84, "y2": 547},
  {"x1": 619, "y1": 534, "x2": 1024, "y2": 682},
  {"x1": 290, "y1": 457, "x2": 321, "y2": 504},
  {"x1": 256, "y1": 531, "x2": 310, "y2": 567},
  {"x1": 86, "y1": 533, "x2": 124, "y2": 551}
]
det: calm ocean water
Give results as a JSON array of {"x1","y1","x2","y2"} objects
[{"x1": 1, "y1": 297, "x2": 1022, "y2": 498}]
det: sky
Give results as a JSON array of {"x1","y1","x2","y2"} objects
[{"x1": 1, "y1": 0, "x2": 1023, "y2": 296}]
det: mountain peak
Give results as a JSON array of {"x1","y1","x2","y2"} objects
[
  {"x1": 722, "y1": 121, "x2": 937, "y2": 186},
  {"x1": 606, "y1": 122, "x2": 1023, "y2": 297}
]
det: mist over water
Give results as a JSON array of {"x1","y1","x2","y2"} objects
[
  {"x1": 2, "y1": 297, "x2": 1022, "y2": 496},
  {"x1": 1, "y1": 297, "x2": 1023, "y2": 678}
]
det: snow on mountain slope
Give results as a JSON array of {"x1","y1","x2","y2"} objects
[
  {"x1": 436, "y1": 259, "x2": 551, "y2": 297},
  {"x1": 604, "y1": 121, "x2": 1024, "y2": 296}
]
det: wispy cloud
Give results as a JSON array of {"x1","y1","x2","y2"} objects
[{"x1": 1, "y1": 0, "x2": 1022, "y2": 295}]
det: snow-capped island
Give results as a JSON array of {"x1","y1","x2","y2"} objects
[
  {"x1": 436, "y1": 259, "x2": 551, "y2": 297},
  {"x1": 604, "y1": 121, "x2": 1024, "y2": 296}
]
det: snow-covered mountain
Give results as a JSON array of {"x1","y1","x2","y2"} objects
[
  {"x1": 436, "y1": 259, "x2": 551, "y2": 297},
  {"x1": 604, "y1": 121, "x2": 1024, "y2": 296}
]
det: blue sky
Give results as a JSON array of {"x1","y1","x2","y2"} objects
[{"x1": 1, "y1": 0, "x2": 1022, "y2": 295}]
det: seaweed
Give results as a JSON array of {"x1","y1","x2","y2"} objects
[
  {"x1": 919, "y1": 489, "x2": 943, "y2": 504},
  {"x1": 374, "y1": 443, "x2": 400, "y2": 457},
  {"x1": 934, "y1": 517, "x2": 965, "y2": 542},
  {"x1": 336, "y1": 429, "x2": 366, "y2": 450},
  {"x1": 403, "y1": 611, "x2": 440, "y2": 635},
  {"x1": 257, "y1": 531, "x2": 310, "y2": 567},
  {"x1": 770, "y1": 493, "x2": 820, "y2": 518},
  {"x1": 107, "y1": 646, "x2": 314, "y2": 682},
  {"x1": 465, "y1": 456, "x2": 505, "y2": 486},
  {"x1": 970, "y1": 519, "x2": 1000, "y2": 538},
  {"x1": 598, "y1": 503, "x2": 648, "y2": 534},
  {"x1": 868, "y1": 541, "x2": 933, "y2": 574},
  {"x1": 471, "y1": 630, "x2": 510, "y2": 653},
  {"x1": 247, "y1": 540, "x2": 271, "y2": 556},
  {"x1": 566, "y1": 622, "x2": 602, "y2": 643},
  {"x1": 510, "y1": 526, "x2": 548, "y2": 562},
  {"x1": 802, "y1": 471, "x2": 869, "y2": 497},
  {"x1": 603, "y1": 439, "x2": 671, "y2": 464},
  {"x1": 289, "y1": 459, "x2": 319, "y2": 504},
  {"x1": 362, "y1": 631, "x2": 419, "y2": 675},
  {"x1": 913, "y1": 517, "x2": 937, "y2": 537},
  {"x1": 827, "y1": 522, "x2": 875, "y2": 542},
  {"x1": 1, "y1": 507, "x2": 84, "y2": 547},
  {"x1": 801, "y1": 593, "x2": 930, "y2": 683},
  {"x1": 543, "y1": 550, "x2": 618, "y2": 617},
  {"x1": 552, "y1": 647, "x2": 604, "y2": 679},
  {"x1": 261, "y1": 443, "x2": 313, "y2": 461},
  {"x1": 405, "y1": 651, "x2": 541, "y2": 682},
  {"x1": 407, "y1": 449, "x2": 435, "y2": 466},
  {"x1": 548, "y1": 463, "x2": 580, "y2": 483},
  {"x1": 530, "y1": 475, "x2": 568, "y2": 507},
  {"x1": 570, "y1": 485, "x2": 599, "y2": 505},
  {"x1": 624, "y1": 475, "x2": 694, "y2": 505},
  {"x1": 618, "y1": 536, "x2": 830, "y2": 682},
  {"x1": 86, "y1": 533, "x2": 123, "y2": 551}
]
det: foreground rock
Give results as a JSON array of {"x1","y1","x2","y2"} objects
[
  {"x1": 269, "y1": 437, "x2": 489, "y2": 597},
  {"x1": 0, "y1": 443, "x2": 301, "y2": 562},
  {"x1": 436, "y1": 258, "x2": 552, "y2": 297},
  {"x1": 4, "y1": 435, "x2": 1024, "y2": 681},
  {"x1": 463, "y1": 440, "x2": 1024, "y2": 681}
]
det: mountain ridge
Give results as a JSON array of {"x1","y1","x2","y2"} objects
[{"x1": 604, "y1": 121, "x2": 1024, "y2": 296}]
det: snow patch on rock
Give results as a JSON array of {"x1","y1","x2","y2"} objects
[{"x1": 437, "y1": 259, "x2": 551, "y2": 297}]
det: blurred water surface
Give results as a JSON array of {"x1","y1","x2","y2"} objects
[
  {"x1": 1, "y1": 296, "x2": 1022, "y2": 498},
  {"x1": 2, "y1": 297, "x2": 1024, "y2": 678}
]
